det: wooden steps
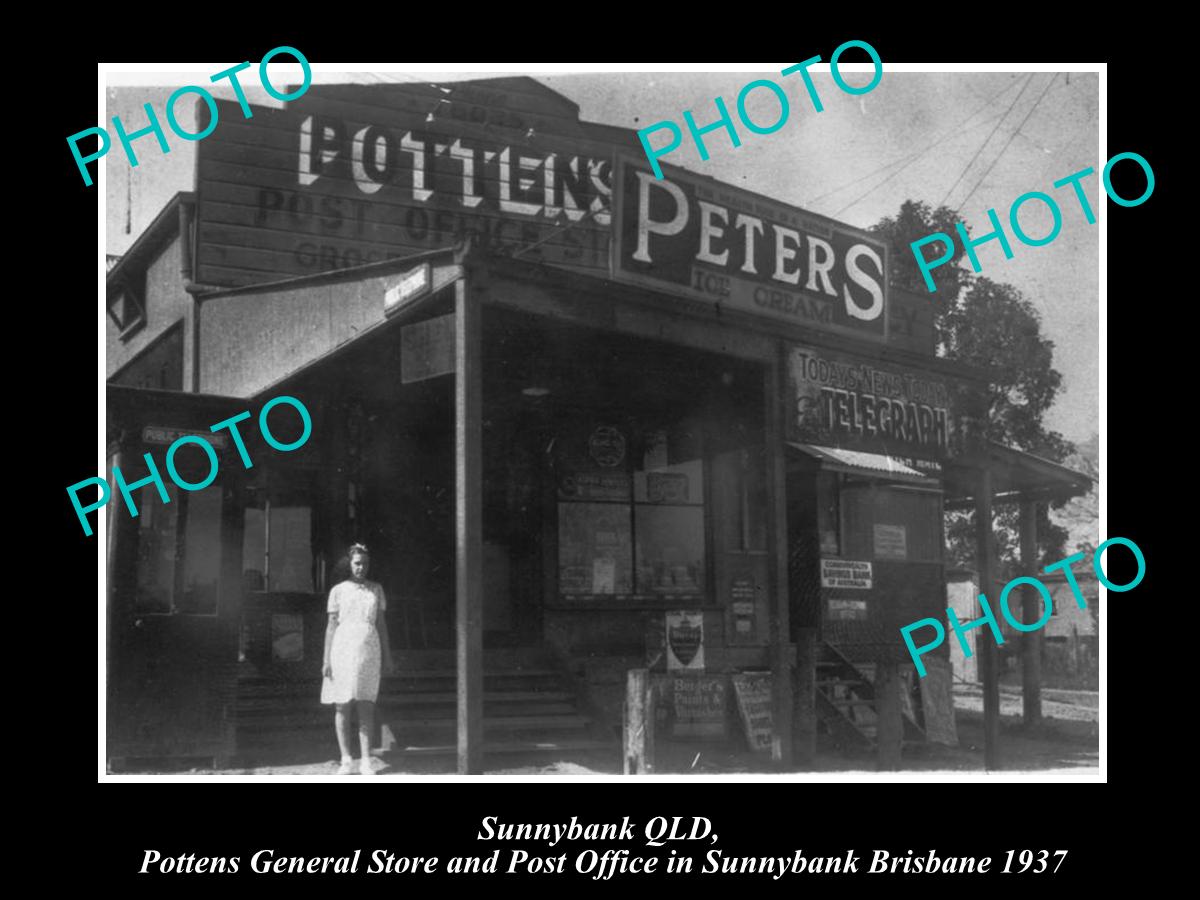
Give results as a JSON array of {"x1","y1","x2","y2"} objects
[
  {"x1": 232, "y1": 648, "x2": 618, "y2": 763},
  {"x1": 814, "y1": 644, "x2": 926, "y2": 753}
]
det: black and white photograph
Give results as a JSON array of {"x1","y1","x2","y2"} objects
[{"x1": 89, "y1": 61, "x2": 1112, "y2": 783}]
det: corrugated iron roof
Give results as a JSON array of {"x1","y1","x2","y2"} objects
[{"x1": 787, "y1": 443, "x2": 935, "y2": 482}]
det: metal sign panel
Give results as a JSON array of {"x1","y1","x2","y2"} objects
[
  {"x1": 821, "y1": 558, "x2": 873, "y2": 589},
  {"x1": 787, "y1": 344, "x2": 962, "y2": 465},
  {"x1": 142, "y1": 426, "x2": 230, "y2": 449},
  {"x1": 384, "y1": 262, "x2": 431, "y2": 315},
  {"x1": 612, "y1": 155, "x2": 890, "y2": 342},
  {"x1": 400, "y1": 314, "x2": 455, "y2": 384}
]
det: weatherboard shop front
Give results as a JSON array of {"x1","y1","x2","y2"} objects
[{"x1": 105, "y1": 78, "x2": 1013, "y2": 771}]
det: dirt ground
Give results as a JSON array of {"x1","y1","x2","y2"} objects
[{"x1": 114, "y1": 686, "x2": 1098, "y2": 777}]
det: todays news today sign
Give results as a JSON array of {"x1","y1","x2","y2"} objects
[{"x1": 787, "y1": 344, "x2": 961, "y2": 465}]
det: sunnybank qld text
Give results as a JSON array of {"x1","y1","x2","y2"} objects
[{"x1": 139, "y1": 817, "x2": 1068, "y2": 879}]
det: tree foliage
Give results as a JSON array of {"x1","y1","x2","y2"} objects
[
  {"x1": 871, "y1": 201, "x2": 1076, "y2": 575},
  {"x1": 873, "y1": 200, "x2": 974, "y2": 301}
]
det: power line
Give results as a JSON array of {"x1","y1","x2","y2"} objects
[
  {"x1": 830, "y1": 104, "x2": 1021, "y2": 217},
  {"x1": 955, "y1": 72, "x2": 1059, "y2": 213},
  {"x1": 937, "y1": 72, "x2": 1035, "y2": 209},
  {"x1": 812, "y1": 74, "x2": 1026, "y2": 210}
]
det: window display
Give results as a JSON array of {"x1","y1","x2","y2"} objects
[{"x1": 556, "y1": 419, "x2": 709, "y2": 601}]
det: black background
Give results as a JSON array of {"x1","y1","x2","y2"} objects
[{"x1": 43, "y1": 15, "x2": 1166, "y2": 894}]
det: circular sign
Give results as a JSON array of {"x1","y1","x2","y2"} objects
[{"x1": 588, "y1": 426, "x2": 626, "y2": 468}]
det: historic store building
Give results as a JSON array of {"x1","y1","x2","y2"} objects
[{"x1": 104, "y1": 77, "x2": 1090, "y2": 772}]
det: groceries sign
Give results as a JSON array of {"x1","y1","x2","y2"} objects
[{"x1": 194, "y1": 81, "x2": 896, "y2": 344}]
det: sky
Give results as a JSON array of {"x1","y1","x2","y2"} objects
[{"x1": 103, "y1": 65, "x2": 1100, "y2": 445}]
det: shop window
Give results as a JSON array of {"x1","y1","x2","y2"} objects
[
  {"x1": 635, "y1": 505, "x2": 705, "y2": 596},
  {"x1": 242, "y1": 492, "x2": 314, "y2": 594},
  {"x1": 556, "y1": 421, "x2": 708, "y2": 601},
  {"x1": 634, "y1": 426, "x2": 706, "y2": 597},
  {"x1": 558, "y1": 502, "x2": 633, "y2": 595},
  {"x1": 107, "y1": 276, "x2": 146, "y2": 340},
  {"x1": 134, "y1": 484, "x2": 222, "y2": 616}
]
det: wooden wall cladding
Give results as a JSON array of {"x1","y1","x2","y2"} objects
[{"x1": 195, "y1": 81, "x2": 627, "y2": 287}]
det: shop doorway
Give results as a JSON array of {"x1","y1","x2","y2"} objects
[{"x1": 479, "y1": 305, "x2": 767, "y2": 657}]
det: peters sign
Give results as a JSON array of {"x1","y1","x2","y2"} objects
[{"x1": 611, "y1": 156, "x2": 890, "y2": 341}]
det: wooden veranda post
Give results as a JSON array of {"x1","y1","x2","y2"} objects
[
  {"x1": 623, "y1": 669, "x2": 654, "y2": 774},
  {"x1": 765, "y1": 350, "x2": 794, "y2": 765},
  {"x1": 105, "y1": 441, "x2": 123, "y2": 720},
  {"x1": 1020, "y1": 499, "x2": 1042, "y2": 726},
  {"x1": 875, "y1": 662, "x2": 903, "y2": 770},
  {"x1": 975, "y1": 465, "x2": 1000, "y2": 769},
  {"x1": 455, "y1": 262, "x2": 484, "y2": 775}
]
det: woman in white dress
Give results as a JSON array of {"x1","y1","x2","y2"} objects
[{"x1": 321, "y1": 544, "x2": 394, "y2": 775}]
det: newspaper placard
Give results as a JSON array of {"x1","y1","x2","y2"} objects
[
  {"x1": 873, "y1": 523, "x2": 908, "y2": 559},
  {"x1": 730, "y1": 673, "x2": 773, "y2": 753}
]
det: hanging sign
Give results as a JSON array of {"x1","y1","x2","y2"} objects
[{"x1": 400, "y1": 313, "x2": 454, "y2": 383}]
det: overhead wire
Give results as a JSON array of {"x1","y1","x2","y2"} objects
[
  {"x1": 830, "y1": 103, "x2": 1020, "y2": 217},
  {"x1": 937, "y1": 72, "x2": 1035, "y2": 209},
  {"x1": 955, "y1": 72, "x2": 1059, "y2": 213},
  {"x1": 810, "y1": 74, "x2": 1026, "y2": 211}
]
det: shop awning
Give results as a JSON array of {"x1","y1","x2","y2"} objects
[
  {"x1": 943, "y1": 440, "x2": 1093, "y2": 508},
  {"x1": 786, "y1": 443, "x2": 939, "y2": 486}
]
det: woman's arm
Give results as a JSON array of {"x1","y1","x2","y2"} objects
[
  {"x1": 377, "y1": 592, "x2": 393, "y2": 676},
  {"x1": 323, "y1": 612, "x2": 338, "y2": 677}
]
